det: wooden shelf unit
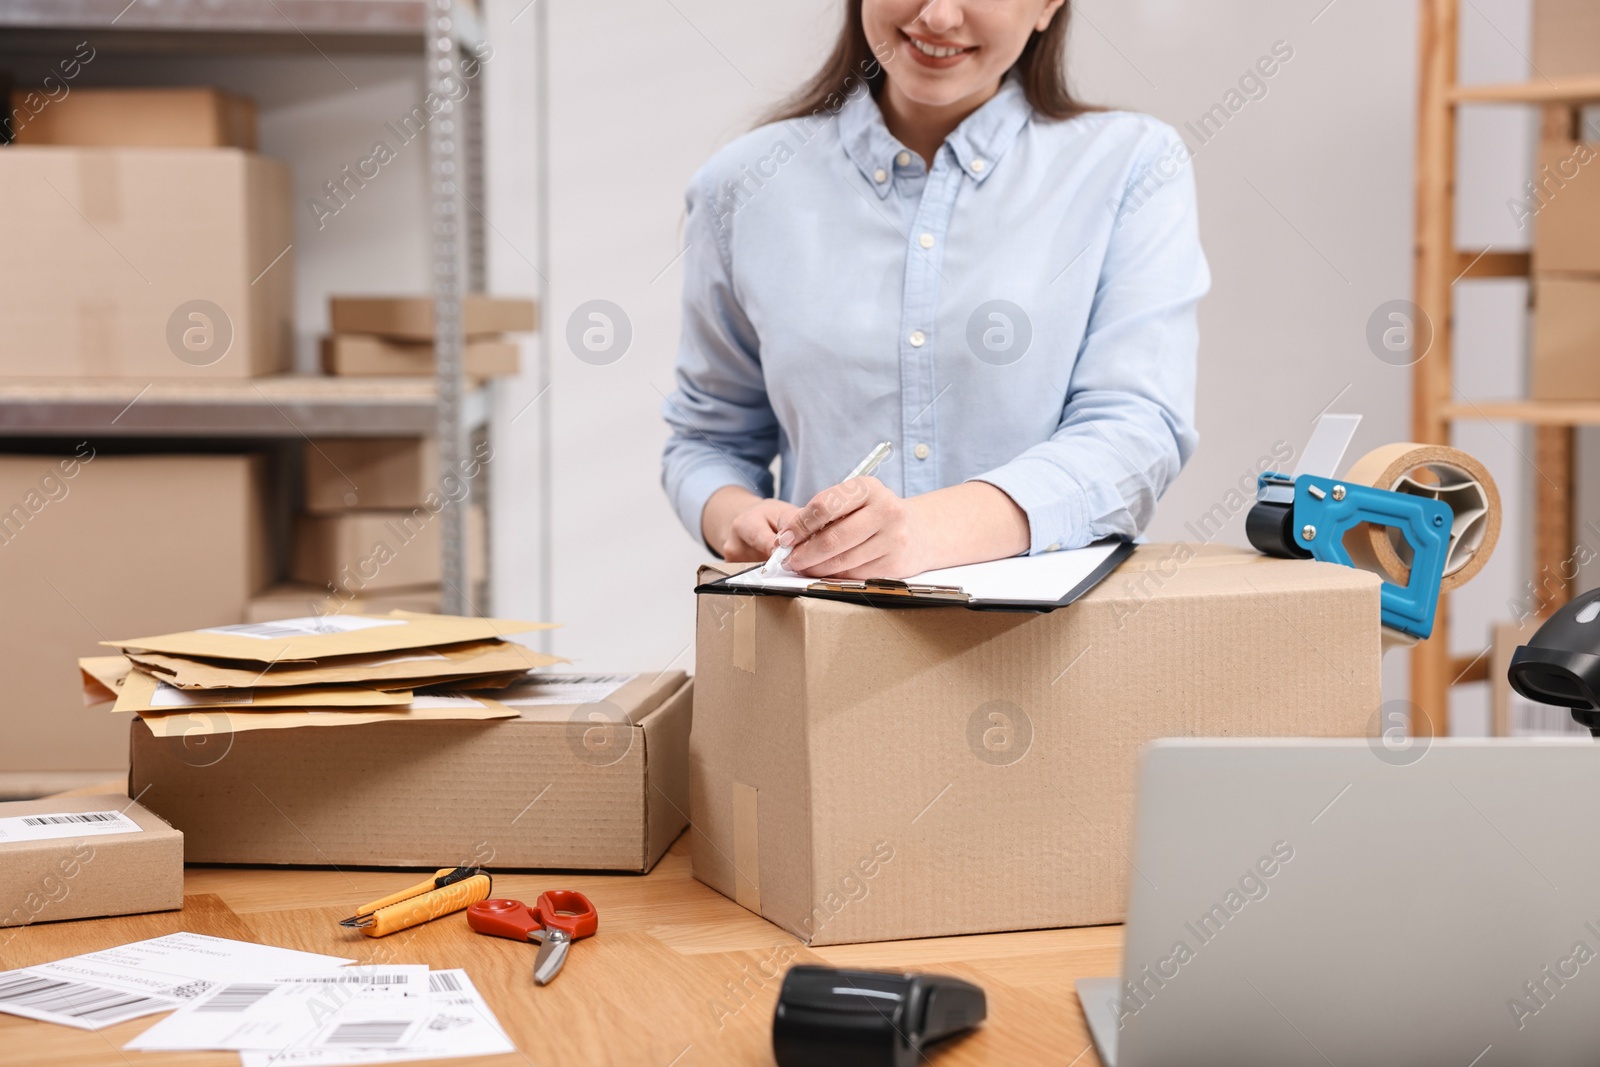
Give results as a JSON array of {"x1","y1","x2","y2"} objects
[{"x1": 1412, "y1": 0, "x2": 1597, "y2": 732}]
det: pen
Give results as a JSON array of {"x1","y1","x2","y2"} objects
[{"x1": 760, "y1": 441, "x2": 894, "y2": 576}]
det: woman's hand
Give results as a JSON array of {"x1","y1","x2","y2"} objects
[
  {"x1": 702, "y1": 486, "x2": 799, "y2": 562},
  {"x1": 779, "y1": 477, "x2": 927, "y2": 579},
  {"x1": 779, "y1": 479, "x2": 1032, "y2": 579}
]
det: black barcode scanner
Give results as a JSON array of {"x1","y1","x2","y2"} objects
[
  {"x1": 772, "y1": 965, "x2": 986, "y2": 1067},
  {"x1": 1509, "y1": 587, "x2": 1600, "y2": 735}
]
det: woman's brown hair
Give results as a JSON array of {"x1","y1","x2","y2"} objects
[{"x1": 763, "y1": 1, "x2": 1091, "y2": 125}]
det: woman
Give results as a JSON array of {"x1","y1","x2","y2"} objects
[{"x1": 661, "y1": 0, "x2": 1207, "y2": 579}]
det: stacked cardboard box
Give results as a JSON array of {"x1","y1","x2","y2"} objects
[
  {"x1": 321, "y1": 295, "x2": 535, "y2": 382},
  {"x1": 1529, "y1": 9, "x2": 1600, "y2": 400},
  {"x1": 0, "y1": 87, "x2": 291, "y2": 378},
  {"x1": 266, "y1": 436, "x2": 486, "y2": 617}
]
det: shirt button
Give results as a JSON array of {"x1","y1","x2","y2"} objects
[
  {"x1": 873, "y1": 168, "x2": 887, "y2": 183},
  {"x1": 918, "y1": 232, "x2": 935, "y2": 249},
  {"x1": 971, "y1": 158, "x2": 987, "y2": 173},
  {"x1": 914, "y1": 443, "x2": 931, "y2": 460},
  {"x1": 895, "y1": 150, "x2": 912, "y2": 166},
  {"x1": 908, "y1": 330, "x2": 926, "y2": 348}
]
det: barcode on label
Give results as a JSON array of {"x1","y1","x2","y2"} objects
[
  {"x1": 195, "y1": 983, "x2": 276, "y2": 1013},
  {"x1": 0, "y1": 973, "x2": 168, "y2": 1024},
  {"x1": 428, "y1": 972, "x2": 462, "y2": 993},
  {"x1": 323, "y1": 1020, "x2": 412, "y2": 1045},
  {"x1": 294, "y1": 975, "x2": 410, "y2": 985},
  {"x1": 21, "y1": 813, "x2": 119, "y2": 827}
]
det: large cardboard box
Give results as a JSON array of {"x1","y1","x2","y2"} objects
[
  {"x1": 304, "y1": 437, "x2": 439, "y2": 513},
  {"x1": 0, "y1": 453, "x2": 268, "y2": 771},
  {"x1": 11, "y1": 88, "x2": 258, "y2": 149},
  {"x1": 321, "y1": 335, "x2": 520, "y2": 379},
  {"x1": 1533, "y1": 0, "x2": 1600, "y2": 79},
  {"x1": 1532, "y1": 275, "x2": 1600, "y2": 400},
  {"x1": 291, "y1": 505, "x2": 485, "y2": 593},
  {"x1": 0, "y1": 147, "x2": 292, "y2": 378},
  {"x1": 1532, "y1": 138, "x2": 1600, "y2": 274},
  {"x1": 691, "y1": 545, "x2": 1383, "y2": 946},
  {"x1": 0, "y1": 795, "x2": 182, "y2": 928},
  {"x1": 329, "y1": 296, "x2": 537, "y2": 341},
  {"x1": 130, "y1": 672, "x2": 692, "y2": 871}
]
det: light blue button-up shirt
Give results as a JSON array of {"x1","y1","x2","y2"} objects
[{"x1": 661, "y1": 75, "x2": 1208, "y2": 554}]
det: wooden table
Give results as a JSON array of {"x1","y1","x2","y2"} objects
[{"x1": 0, "y1": 833, "x2": 1120, "y2": 1067}]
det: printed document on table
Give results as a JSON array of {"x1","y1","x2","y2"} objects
[
  {"x1": 0, "y1": 933, "x2": 352, "y2": 1031},
  {"x1": 236, "y1": 970, "x2": 517, "y2": 1066},
  {"x1": 126, "y1": 966, "x2": 429, "y2": 1052}
]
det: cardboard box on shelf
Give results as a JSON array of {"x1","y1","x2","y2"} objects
[
  {"x1": 1532, "y1": 275, "x2": 1600, "y2": 401},
  {"x1": 0, "y1": 453, "x2": 268, "y2": 771},
  {"x1": 0, "y1": 795, "x2": 182, "y2": 927},
  {"x1": 291, "y1": 505, "x2": 485, "y2": 594},
  {"x1": 130, "y1": 672, "x2": 691, "y2": 870},
  {"x1": 245, "y1": 583, "x2": 449, "y2": 623},
  {"x1": 329, "y1": 295, "x2": 537, "y2": 341},
  {"x1": 10, "y1": 87, "x2": 258, "y2": 149},
  {"x1": 303, "y1": 437, "x2": 440, "y2": 512},
  {"x1": 1532, "y1": 137, "x2": 1600, "y2": 274},
  {"x1": 1532, "y1": 0, "x2": 1600, "y2": 79},
  {"x1": 690, "y1": 544, "x2": 1384, "y2": 946},
  {"x1": 0, "y1": 147, "x2": 292, "y2": 378},
  {"x1": 321, "y1": 335, "x2": 520, "y2": 379}
]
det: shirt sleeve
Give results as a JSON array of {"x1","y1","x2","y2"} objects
[
  {"x1": 659, "y1": 168, "x2": 780, "y2": 544},
  {"x1": 970, "y1": 125, "x2": 1208, "y2": 554}
]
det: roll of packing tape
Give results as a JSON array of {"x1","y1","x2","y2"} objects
[{"x1": 1341, "y1": 442, "x2": 1500, "y2": 593}]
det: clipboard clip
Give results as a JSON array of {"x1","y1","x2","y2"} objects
[{"x1": 806, "y1": 578, "x2": 970, "y2": 602}]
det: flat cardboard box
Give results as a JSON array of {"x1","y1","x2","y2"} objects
[
  {"x1": 11, "y1": 87, "x2": 258, "y2": 149},
  {"x1": 321, "y1": 335, "x2": 520, "y2": 379},
  {"x1": 329, "y1": 296, "x2": 537, "y2": 341},
  {"x1": 247, "y1": 583, "x2": 448, "y2": 623},
  {"x1": 304, "y1": 437, "x2": 440, "y2": 513},
  {"x1": 0, "y1": 147, "x2": 292, "y2": 378},
  {"x1": 1533, "y1": 0, "x2": 1600, "y2": 78},
  {"x1": 1532, "y1": 275, "x2": 1600, "y2": 400},
  {"x1": 130, "y1": 672, "x2": 692, "y2": 870},
  {"x1": 291, "y1": 506, "x2": 486, "y2": 593},
  {"x1": 691, "y1": 544, "x2": 1383, "y2": 946},
  {"x1": 0, "y1": 795, "x2": 182, "y2": 927},
  {"x1": 0, "y1": 453, "x2": 268, "y2": 771},
  {"x1": 1533, "y1": 138, "x2": 1600, "y2": 274}
]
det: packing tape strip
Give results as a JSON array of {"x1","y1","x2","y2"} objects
[{"x1": 1341, "y1": 442, "x2": 1500, "y2": 593}]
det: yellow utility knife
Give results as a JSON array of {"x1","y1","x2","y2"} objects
[{"x1": 339, "y1": 866, "x2": 492, "y2": 938}]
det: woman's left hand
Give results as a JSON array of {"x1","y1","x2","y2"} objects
[{"x1": 777, "y1": 477, "x2": 928, "y2": 579}]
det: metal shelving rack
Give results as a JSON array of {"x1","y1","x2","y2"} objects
[
  {"x1": 1412, "y1": 0, "x2": 1599, "y2": 732},
  {"x1": 0, "y1": 0, "x2": 492, "y2": 615}
]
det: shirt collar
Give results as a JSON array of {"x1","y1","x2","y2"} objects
[{"x1": 838, "y1": 74, "x2": 1032, "y2": 199}]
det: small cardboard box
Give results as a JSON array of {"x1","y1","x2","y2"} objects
[
  {"x1": 329, "y1": 296, "x2": 536, "y2": 341},
  {"x1": 1533, "y1": 0, "x2": 1600, "y2": 79},
  {"x1": 291, "y1": 505, "x2": 485, "y2": 593},
  {"x1": 0, "y1": 795, "x2": 182, "y2": 927},
  {"x1": 246, "y1": 583, "x2": 448, "y2": 623},
  {"x1": 11, "y1": 87, "x2": 258, "y2": 149},
  {"x1": 1532, "y1": 275, "x2": 1600, "y2": 400},
  {"x1": 1532, "y1": 138, "x2": 1600, "y2": 275},
  {"x1": 0, "y1": 147, "x2": 292, "y2": 378},
  {"x1": 691, "y1": 544, "x2": 1383, "y2": 946},
  {"x1": 304, "y1": 437, "x2": 440, "y2": 513},
  {"x1": 130, "y1": 673, "x2": 692, "y2": 871},
  {"x1": 0, "y1": 453, "x2": 269, "y2": 771},
  {"x1": 321, "y1": 335, "x2": 520, "y2": 379}
]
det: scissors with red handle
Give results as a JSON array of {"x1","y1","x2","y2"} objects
[{"x1": 467, "y1": 892, "x2": 598, "y2": 985}]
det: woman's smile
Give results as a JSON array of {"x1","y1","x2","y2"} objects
[{"x1": 902, "y1": 29, "x2": 977, "y2": 68}]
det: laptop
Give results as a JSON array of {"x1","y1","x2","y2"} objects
[{"x1": 1078, "y1": 738, "x2": 1600, "y2": 1067}]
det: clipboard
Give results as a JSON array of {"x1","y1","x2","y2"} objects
[{"x1": 695, "y1": 539, "x2": 1134, "y2": 613}]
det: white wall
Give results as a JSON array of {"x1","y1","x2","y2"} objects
[{"x1": 481, "y1": 0, "x2": 1579, "y2": 729}]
